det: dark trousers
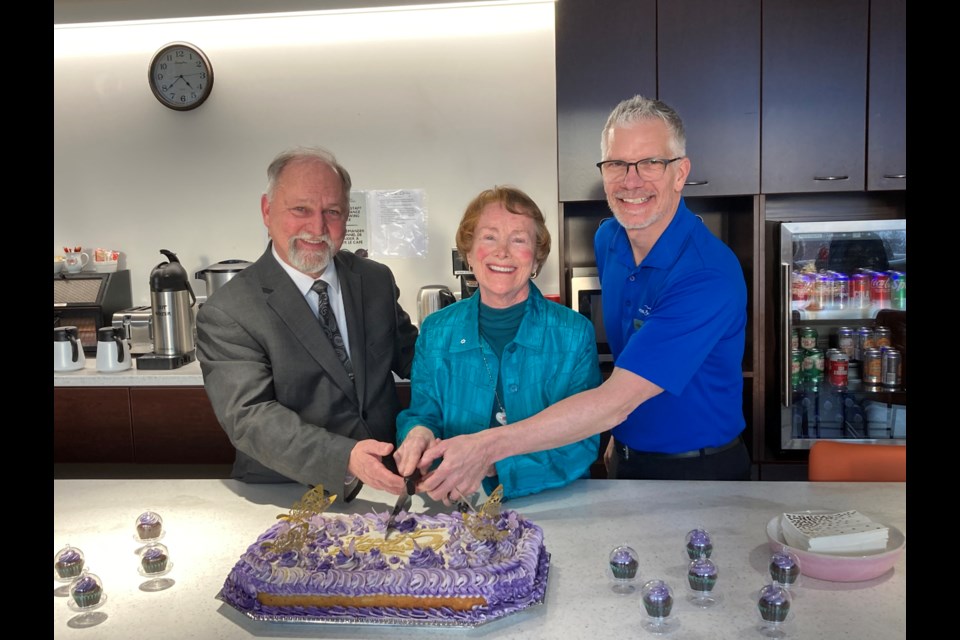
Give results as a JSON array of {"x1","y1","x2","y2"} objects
[{"x1": 609, "y1": 438, "x2": 752, "y2": 480}]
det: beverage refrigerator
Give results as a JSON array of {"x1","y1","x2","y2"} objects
[{"x1": 774, "y1": 219, "x2": 906, "y2": 453}]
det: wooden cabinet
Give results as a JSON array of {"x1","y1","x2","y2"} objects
[
  {"x1": 867, "y1": 0, "x2": 907, "y2": 191},
  {"x1": 555, "y1": 0, "x2": 656, "y2": 202},
  {"x1": 54, "y1": 387, "x2": 134, "y2": 463},
  {"x1": 761, "y1": 0, "x2": 869, "y2": 193},
  {"x1": 130, "y1": 387, "x2": 234, "y2": 464},
  {"x1": 658, "y1": 0, "x2": 761, "y2": 197}
]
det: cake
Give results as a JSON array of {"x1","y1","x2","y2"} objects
[
  {"x1": 141, "y1": 545, "x2": 169, "y2": 574},
  {"x1": 757, "y1": 584, "x2": 791, "y2": 623},
  {"x1": 136, "y1": 511, "x2": 163, "y2": 540},
  {"x1": 685, "y1": 528, "x2": 713, "y2": 559},
  {"x1": 687, "y1": 557, "x2": 718, "y2": 592},
  {"x1": 769, "y1": 551, "x2": 800, "y2": 586},
  {"x1": 71, "y1": 574, "x2": 103, "y2": 608},
  {"x1": 608, "y1": 545, "x2": 639, "y2": 580},
  {"x1": 218, "y1": 486, "x2": 549, "y2": 625},
  {"x1": 55, "y1": 547, "x2": 84, "y2": 579},
  {"x1": 641, "y1": 580, "x2": 674, "y2": 618}
]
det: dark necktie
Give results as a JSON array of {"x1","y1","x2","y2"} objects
[{"x1": 311, "y1": 279, "x2": 354, "y2": 380}]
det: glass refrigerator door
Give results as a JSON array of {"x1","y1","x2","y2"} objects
[{"x1": 779, "y1": 219, "x2": 906, "y2": 450}]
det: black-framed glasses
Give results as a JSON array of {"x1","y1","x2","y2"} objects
[{"x1": 596, "y1": 157, "x2": 684, "y2": 182}]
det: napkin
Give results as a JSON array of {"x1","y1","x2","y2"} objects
[{"x1": 781, "y1": 510, "x2": 889, "y2": 553}]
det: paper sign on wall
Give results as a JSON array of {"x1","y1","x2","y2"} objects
[
  {"x1": 368, "y1": 189, "x2": 427, "y2": 259},
  {"x1": 342, "y1": 192, "x2": 368, "y2": 254}
]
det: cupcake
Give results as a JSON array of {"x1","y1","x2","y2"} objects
[
  {"x1": 641, "y1": 580, "x2": 674, "y2": 618},
  {"x1": 71, "y1": 574, "x2": 103, "y2": 608},
  {"x1": 685, "y1": 528, "x2": 713, "y2": 559},
  {"x1": 758, "y1": 583, "x2": 791, "y2": 623},
  {"x1": 769, "y1": 551, "x2": 801, "y2": 586},
  {"x1": 687, "y1": 557, "x2": 718, "y2": 592},
  {"x1": 136, "y1": 511, "x2": 163, "y2": 540},
  {"x1": 608, "y1": 545, "x2": 639, "y2": 580},
  {"x1": 140, "y1": 545, "x2": 169, "y2": 574},
  {"x1": 54, "y1": 546, "x2": 85, "y2": 580}
]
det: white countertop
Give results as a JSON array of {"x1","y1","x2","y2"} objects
[
  {"x1": 54, "y1": 359, "x2": 204, "y2": 387},
  {"x1": 53, "y1": 479, "x2": 906, "y2": 639}
]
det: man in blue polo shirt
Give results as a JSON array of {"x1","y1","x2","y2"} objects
[{"x1": 415, "y1": 95, "x2": 750, "y2": 502}]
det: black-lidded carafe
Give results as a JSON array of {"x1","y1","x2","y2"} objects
[{"x1": 138, "y1": 249, "x2": 197, "y2": 369}]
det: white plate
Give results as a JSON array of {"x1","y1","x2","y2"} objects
[{"x1": 765, "y1": 513, "x2": 905, "y2": 582}]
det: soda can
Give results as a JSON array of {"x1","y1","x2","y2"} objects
[
  {"x1": 851, "y1": 273, "x2": 871, "y2": 309},
  {"x1": 812, "y1": 273, "x2": 834, "y2": 310},
  {"x1": 803, "y1": 347, "x2": 824, "y2": 383},
  {"x1": 790, "y1": 349, "x2": 804, "y2": 389},
  {"x1": 832, "y1": 272, "x2": 850, "y2": 309},
  {"x1": 800, "y1": 327, "x2": 818, "y2": 351},
  {"x1": 837, "y1": 327, "x2": 856, "y2": 358},
  {"x1": 855, "y1": 327, "x2": 875, "y2": 360},
  {"x1": 791, "y1": 272, "x2": 814, "y2": 311},
  {"x1": 882, "y1": 348, "x2": 902, "y2": 388},
  {"x1": 827, "y1": 350, "x2": 849, "y2": 388},
  {"x1": 871, "y1": 272, "x2": 891, "y2": 309},
  {"x1": 889, "y1": 271, "x2": 906, "y2": 310},
  {"x1": 862, "y1": 348, "x2": 883, "y2": 385},
  {"x1": 874, "y1": 325, "x2": 892, "y2": 348},
  {"x1": 790, "y1": 327, "x2": 799, "y2": 351}
]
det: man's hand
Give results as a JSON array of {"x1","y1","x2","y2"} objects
[
  {"x1": 417, "y1": 432, "x2": 494, "y2": 506},
  {"x1": 393, "y1": 426, "x2": 437, "y2": 478},
  {"x1": 347, "y1": 440, "x2": 405, "y2": 495}
]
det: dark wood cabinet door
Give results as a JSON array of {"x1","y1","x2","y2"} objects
[
  {"x1": 556, "y1": 0, "x2": 656, "y2": 202},
  {"x1": 658, "y1": 0, "x2": 761, "y2": 197},
  {"x1": 867, "y1": 0, "x2": 906, "y2": 191},
  {"x1": 54, "y1": 388, "x2": 134, "y2": 463},
  {"x1": 130, "y1": 387, "x2": 234, "y2": 464},
  {"x1": 761, "y1": 0, "x2": 869, "y2": 193}
]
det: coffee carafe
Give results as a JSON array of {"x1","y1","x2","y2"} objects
[
  {"x1": 54, "y1": 326, "x2": 86, "y2": 372},
  {"x1": 137, "y1": 249, "x2": 197, "y2": 370}
]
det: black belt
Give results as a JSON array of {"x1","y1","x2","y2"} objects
[{"x1": 614, "y1": 436, "x2": 741, "y2": 460}]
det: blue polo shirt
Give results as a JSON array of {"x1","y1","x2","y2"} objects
[{"x1": 595, "y1": 198, "x2": 747, "y2": 453}]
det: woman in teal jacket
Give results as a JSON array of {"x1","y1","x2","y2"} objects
[{"x1": 395, "y1": 186, "x2": 601, "y2": 500}]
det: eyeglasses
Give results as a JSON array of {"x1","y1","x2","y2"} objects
[{"x1": 596, "y1": 157, "x2": 684, "y2": 182}]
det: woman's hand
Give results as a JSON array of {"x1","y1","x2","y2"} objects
[
  {"x1": 417, "y1": 432, "x2": 494, "y2": 506},
  {"x1": 393, "y1": 426, "x2": 437, "y2": 478}
]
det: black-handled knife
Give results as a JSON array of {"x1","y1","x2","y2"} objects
[{"x1": 385, "y1": 464, "x2": 422, "y2": 538}]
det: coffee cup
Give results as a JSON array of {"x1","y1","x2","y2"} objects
[
  {"x1": 64, "y1": 251, "x2": 89, "y2": 274},
  {"x1": 96, "y1": 327, "x2": 131, "y2": 372},
  {"x1": 54, "y1": 326, "x2": 86, "y2": 372}
]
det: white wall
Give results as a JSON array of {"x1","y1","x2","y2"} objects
[{"x1": 54, "y1": 2, "x2": 560, "y2": 318}]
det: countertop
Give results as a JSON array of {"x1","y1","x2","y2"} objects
[
  {"x1": 54, "y1": 359, "x2": 204, "y2": 387},
  {"x1": 53, "y1": 479, "x2": 907, "y2": 639}
]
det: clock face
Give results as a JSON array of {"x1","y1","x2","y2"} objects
[{"x1": 148, "y1": 43, "x2": 214, "y2": 111}]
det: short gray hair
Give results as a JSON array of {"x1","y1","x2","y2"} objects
[
  {"x1": 600, "y1": 95, "x2": 686, "y2": 159},
  {"x1": 265, "y1": 146, "x2": 352, "y2": 204}
]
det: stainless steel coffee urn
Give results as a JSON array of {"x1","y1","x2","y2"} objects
[{"x1": 137, "y1": 249, "x2": 197, "y2": 370}]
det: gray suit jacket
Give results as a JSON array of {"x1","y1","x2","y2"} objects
[{"x1": 196, "y1": 245, "x2": 417, "y2": 500}]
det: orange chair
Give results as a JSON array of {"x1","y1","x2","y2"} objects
[{"x1": 808, "y1": 441, "x2": 906, "y2": 482}]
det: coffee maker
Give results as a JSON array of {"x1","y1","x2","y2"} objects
[
  {"x1": 137, "y1": 249, "x2": 197, "y2": 370},
  {"x1": 451, "y1": 248, "x2": 478, "y2": 299}
]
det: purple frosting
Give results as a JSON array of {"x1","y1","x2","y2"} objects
[
  {"x1": 143, "y1": 547, "x2": 166, "y2": 562},
  {"x1": 688, "y1": 529, "x2": 711, "y2": 546},
  {"x1": 771, "y1": 552, "x2": 797, "y2": 570},
  {"x1": 689, "y1": 558, "x2": 718, "y2": 577},
  {"x1": 73, "y1": 576, "x2": 99, "y2": 594},
  {"x1": 59, "y1": 549, "x2": 82, "y2": 563}
]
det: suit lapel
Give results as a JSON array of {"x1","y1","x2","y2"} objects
[
  {"x1": 336, "y1": 253, "x2": 366, "y2": 405},
  {"x1": 258, "y1": 248, "x2": 359, "y2": 404}
]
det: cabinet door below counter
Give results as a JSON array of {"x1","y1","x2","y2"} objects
[
  {"x1": 130, "y1": 387, "x2": 234, "y2": 464},
  {"x1": 54, "y1": 387, "x2": 134, "y2": 463}
]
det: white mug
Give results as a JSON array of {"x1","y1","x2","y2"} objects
[
  {"x1": 54, "y1": 326, "x2": 86, "y2": 372},
  {"x1": 64, "y1": 251, "x2": 89, "y2": 274},
  {"x1": 96, "y1": 327, "x2": 131, "y2": 372}
]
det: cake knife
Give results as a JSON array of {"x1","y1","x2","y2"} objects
[{"x1": 385, "y1": 468, "x2": 422, "y2": 538}]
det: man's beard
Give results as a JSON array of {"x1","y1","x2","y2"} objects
[{"x1": 288, "y1": 232, "x2": 336, "y2": 275}]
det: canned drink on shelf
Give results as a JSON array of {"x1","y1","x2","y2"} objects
[
  {"x1": 889, "y1": 271, "x2": 906, "y2": 310},
  {"x1": 855, "y1": 327, "x2": 875, "y2": 360},
  {"x1": 871, "y1": 272, "x2": 891, "y2": 309},
  {"x1": 862, "y1": 348, "x2": 883, "y2": 385},
  {"x1": 850, "y1": 273, "x2": 871, "y2": 309},
  {"x1": 874, "y1": 325, "x2": 892, "y2": 348},
  {"x1": 847, "y1": 359, "x2": 861, "y2": 382},
  {"x1": 812, "y1": 273, "x2": 834, "y2": 310},
  {"x1": 837, "y1": 327, "x2": 856, "y2": 358},
  {"x1": 803, "y1": 347, "x2": 824, "y2": 383},
  {"x1": 790, "y1": 349, "x2": 804, "y2": 389},
  {"x1": 791, "y1": 272, "x2": 814, "y2": 311},
  {"x1": 832, "y1": 272, "x2": 850, "y2": 309},
  {"x1": 790, "y1": 327, "x2": 799, "y2": 351},
  {"x1": 800, "y1": 327, "x2": 818, "y2": 351},
  {"x1": 882, "y1": 348, "x2": 902, "y2": 388},
  {"x1": 827, "y1": 350, "x2": 849, "y2": 388}
]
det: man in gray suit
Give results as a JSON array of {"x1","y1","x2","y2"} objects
[{"x1": 196, "y1": 147, "x2": 418, "y2": 501}]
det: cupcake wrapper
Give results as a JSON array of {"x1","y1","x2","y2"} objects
[
  {"x1": 759, "y1": 601, "x2": 790, "y2": 623},
  {"x1": 643, "y1": 597, "x2": 673, "y2": 618},
  {"x1": 57, "y1": 563, "x2": 83, "y2": 579},
  {"x1": 143, "y1": 559, "x2": 168, "y2": 574},
  {"x1": 687, "y1": 574, "x2": 718, "y2": 591},
  {"x1": 73, "y1": 590, "x2": 103, "y2": 608}
]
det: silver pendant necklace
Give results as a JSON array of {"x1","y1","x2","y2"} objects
[{"x1": 480, "y1": 347, "x2": 507, "y2": 426}]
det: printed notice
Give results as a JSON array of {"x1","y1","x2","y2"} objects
[
  {"x1": 368, "y1": 189, "x2": 427, "y2": 258},
  {"x1": 342, "y1": 192, "x2": 368, "y2": 255}
]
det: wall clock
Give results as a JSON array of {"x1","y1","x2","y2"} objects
[{"x1": 148, "y1": 42, "x2": 214, "y2": 111}]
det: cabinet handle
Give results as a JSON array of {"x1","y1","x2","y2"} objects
[
  {"x1": 813, "y1": 175, "x2": 849, "y2": 181},
  {"x1": 684, "y1": 180, "x2": 709, "y2": 186},
  {"x1": 883, "y1": 174, "x2": 907, "y2": 180},
  {"x1": 781, "y1": 264, "x2": 792, "y2": 408}
]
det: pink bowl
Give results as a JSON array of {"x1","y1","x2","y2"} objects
[{"x1": 765, "y1": 516, "x2": 905, "y2": 582}]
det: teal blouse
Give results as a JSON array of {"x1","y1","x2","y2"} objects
[{"x1": 397, "y1": 282, "x2": 602, "y2": 500}]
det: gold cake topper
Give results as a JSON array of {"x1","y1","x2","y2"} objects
[
  {"x1": 462, "y1": 485, "x2": 510, "y2": 542},
  {"x1": 262, "y1": 485, "x2": 337, "y2": 554}
]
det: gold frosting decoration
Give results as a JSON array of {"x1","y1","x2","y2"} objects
[
  {"x1": 262, "y1": 485, "x2": 337, "y2": 554},
  {"x1": 463, "y1": 485, "x2": 510, "y2": 542}
]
